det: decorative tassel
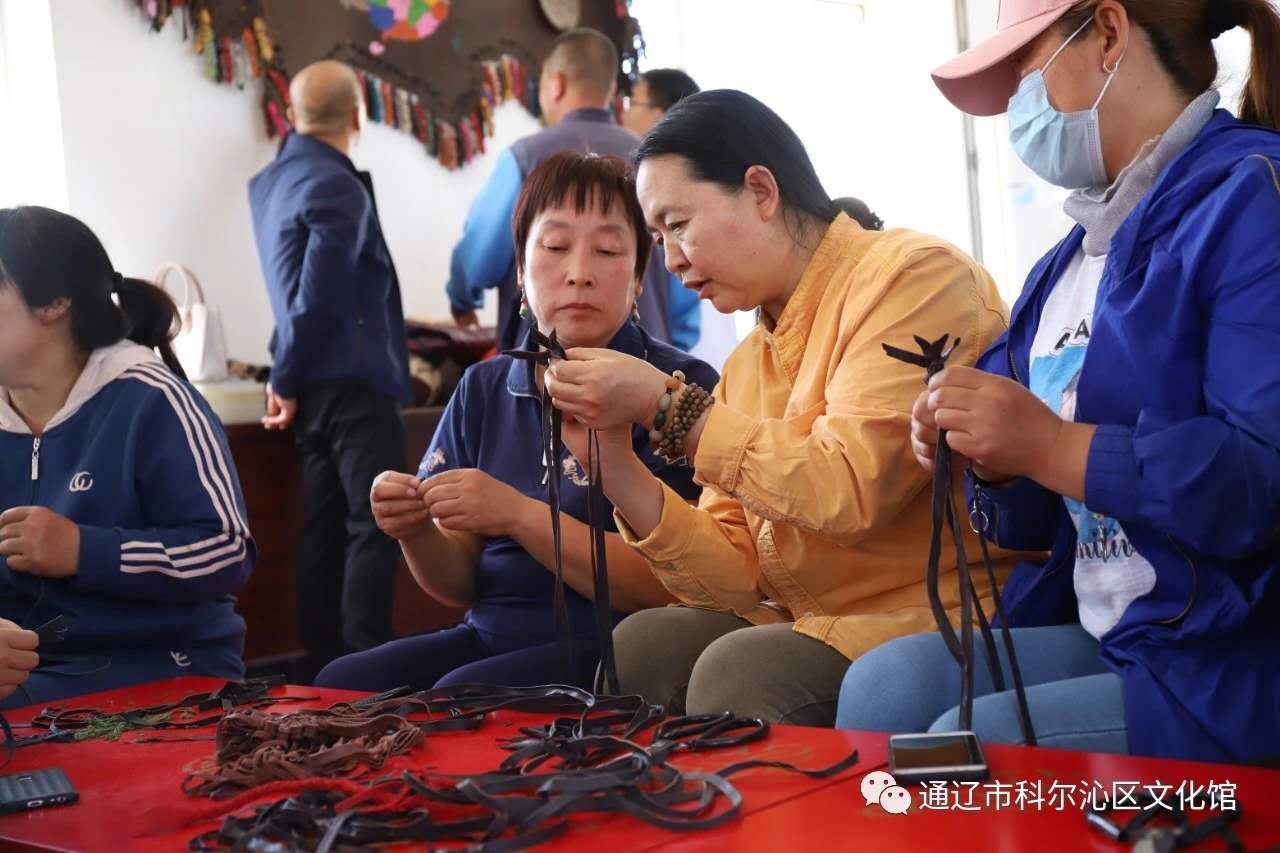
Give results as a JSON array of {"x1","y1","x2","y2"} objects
[
  {"x1": 219, "y1": 35, "x2": 234, "y2": 85},
  {"x1": 364, "y1": 74, "x2": 381, "y2": 123},
  {"x1": 501, "y1": 55, "x2": 516, "y2": 101},
  {"x1": 411, "y1": 97, "x2": 428, "y2": 144},
  {"x1": 408, "y1": 93, "x2": 420, "y2": 140},
  {"x1": 193, "y1": 7, "x2": 213, "y2": 56},
  {"x1": 155, "y1": 0, "x2": 175, "y2": 31},
  {"x1": 380, "y1": 79, "x2": 395, "y2": 126},
  {"x1": 397, "y1": 89, "x2": 413, "y2": 134},
  {"x1": 374, "y1": 78, "x2": 387, "y2": 124},
  {"x1": 471, "y1": 111, "x2": 486, "y2": 154},
  {"x1": 253, "y1": 17, "x2": 274, "y2": 64},
  {"x1": 266, "y1": 66, "x2": 291, "y2": 108},
  {"x1": 133, "y1": 5, "x2": 559, "y2": 170},
  {"x1": 497, "y1": 57, "x2": 511, "y2": 100},
  {"x1": 458, "y1": 117, "x2": 473, "y2": 163},
  {"x1": 242, "y1": 28, "x2": 261, "y2": 79},
  {"x1": 481, "y1": 62, "x2": 499, "y2": 104},
  {"x1": 203, "y1": 35, "x2": 218, "y2": 80},
  {"x1": 232, "y1": 40, "x2": 252, "y2": 89},
  {"x1": 436, "y1": 119, "x2": 458, "y2": 170},
  {"x1": 517, "y1": 56, "x2": 527, "y2": 98},
  {"x1": 265, "y1": 99, "x2": 289, "y2": 138}
]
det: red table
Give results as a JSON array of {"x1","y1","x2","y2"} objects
[
  {"x1": 656, "y1": 741, "x2": 1280, "y2": 853},
  {"x1": 0, "y1": 678, "x2": 1276, "y2": 852}
]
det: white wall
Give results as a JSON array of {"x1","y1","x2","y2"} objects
[
  {"x1": 633, "y1": 0, "x2": 973, "y2": 248},
  {"x1": 0, "y1": 0, "x2": 67, "y2": 211},
  {"x1": 631, "y1": 0, "x2": 973, "y2": 342},
  {"x1": 30, "y1": 0, "x2": 540, "y2": 363}
]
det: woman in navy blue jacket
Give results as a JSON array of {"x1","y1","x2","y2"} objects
[
  {"x1": 0, "y1": 207, "x2": 255, "y2": 707},
  {"x1": 315, "y1": 153, "x2": 718, "y2": 693},
  {"x1": 837, "y1": 0, "x2": 1280, "y2": 763}
]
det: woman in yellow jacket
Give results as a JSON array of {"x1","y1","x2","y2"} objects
[{"x1": 546, "y1": 89, "x2": 1021, "y2": 726}]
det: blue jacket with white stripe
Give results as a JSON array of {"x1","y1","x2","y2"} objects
[
  {"x1": 973, "y1": 110, "x2": 1280, "y2": 763},
  {"x1": 0, "y1": 343, "x2": 255, "y2": 666}
]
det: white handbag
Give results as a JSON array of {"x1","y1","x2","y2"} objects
[{"x1": 154, "y1": 262, "x2": 229, "y2": 382}]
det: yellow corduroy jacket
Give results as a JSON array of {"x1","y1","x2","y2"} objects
[{"x1": 617, "y1": 214, "x2": 1038, "y2": 661}]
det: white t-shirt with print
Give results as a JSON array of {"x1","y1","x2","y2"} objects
[{"x1": 1028, "y1": 249, "x2": 1156, "y2": 639}]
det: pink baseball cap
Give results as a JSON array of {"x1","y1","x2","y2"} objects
[{"x1": 932, "y1": 0, "x2": 1080, "y2": 116}]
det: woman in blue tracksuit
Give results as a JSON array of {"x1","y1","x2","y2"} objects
[
  {"x1": 836, "y1": 0, "x2": 1280, "y2": 763},
  {"x1": 0, "y1": 206, "x2": 255, "y2": 707}
]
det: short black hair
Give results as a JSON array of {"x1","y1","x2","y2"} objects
[
  {"x1": 513, "y1": 152, "x2": 652, "y2": 282},
  {"x1": 639, "y1": 68, "x2": 700, "y2": 111},
  {"x1": 546, "y1": 28, "x2": 619, "y2": 99}
]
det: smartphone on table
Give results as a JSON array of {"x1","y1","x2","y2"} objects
[
  {"x1": 0, "y1": 767, "x2": 79, "y2": 815},
  {"x1": 888, "y1": 731, "x2": 989, "y2": 785}
]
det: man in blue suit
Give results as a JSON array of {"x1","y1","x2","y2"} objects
[{"x1": 248, "y1": 61, "x2": 411, "y2": 681}]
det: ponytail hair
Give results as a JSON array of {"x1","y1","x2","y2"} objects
[
  {"x1": 115, "y1": 276, "x2": 186, "y2": 378},
  {"x1": 1059, "y1": 0, "x2": 1280, "y2": 129},
  {"x1": 0, "y1": 206, "x2": 186, "y2": 379},
  {"x1": 833, "y1": 197, "x2": 885, "y2": 231},
  {"x1": 1231, "y1": 0, "x2": 1280, "y2": 128}
]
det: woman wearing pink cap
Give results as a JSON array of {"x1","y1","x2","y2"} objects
[{"x1": 838, "y1": 0, "x2": 1280, "y2": 763}]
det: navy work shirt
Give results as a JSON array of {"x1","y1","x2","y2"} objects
[{"x1": 418, "y1": 321, "x2": 720, "y2": 644}]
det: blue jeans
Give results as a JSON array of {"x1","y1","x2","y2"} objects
[
  {"x1": 315, "y1": 621, "x2": 600, "y2": 692},
  {"x1": 835, "y1": 624, "x2": 1128, "y2": 753}
]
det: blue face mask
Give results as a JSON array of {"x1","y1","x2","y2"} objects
[{"x1": 1007, "y1": 18, "x2": 1124, "y2": 189}]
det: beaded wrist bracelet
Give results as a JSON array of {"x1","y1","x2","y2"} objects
[
  {"x1": 651, "y1": 377, "x2": 716, "y2": 464},
  {"x1": 647, "y1": 370, "x2": 684, "y2": 449}
]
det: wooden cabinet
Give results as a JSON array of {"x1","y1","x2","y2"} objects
[{"x1": 226, "y1": 408, "x2": 464, "y2": 665}]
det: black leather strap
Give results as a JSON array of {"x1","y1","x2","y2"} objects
[
  {"x1": 33, "y1": 614, "x2": 73, "y2": 645},
  {"x1": 28, "y1": 675, "x2": 300, "y2": 740},
  {"x1": 1086, "y1": 792, "x2": 1245, "y2": 852},
  {"x1": 507, "y1": 329, "x2": 576, "y2": 686},
  {"x1": 187, "y1": 686, "x2": 861, "y2": 852},
  {"x1": 883, "y1": 334, "x2": 1037, "y2": 745},
  {"x1": 505, "y1": 328, "x2": 619, "y2": 694}
]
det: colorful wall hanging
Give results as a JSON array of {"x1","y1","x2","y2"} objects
[{"x1": 132, "y1": 0, "x2": 644, "y2": 169}]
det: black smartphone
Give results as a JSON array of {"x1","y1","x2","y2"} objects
[
  {"x1": 0, "y1": 767, "x2": 79, "y2": 815},
  {"x1": 888, "y1": 731, "x2": 989, "y2": 785}
]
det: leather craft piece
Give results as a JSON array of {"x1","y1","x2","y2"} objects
[
  {"x1": 882, "y1": 334, "x2": 1037, "y2": 746},
  {"x1": 185, "y1": 686, "x2": 864, "y2": 851}
]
